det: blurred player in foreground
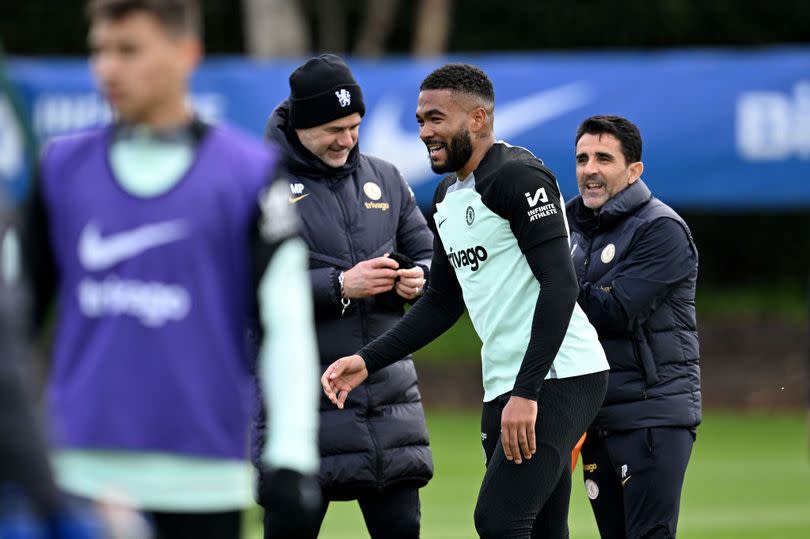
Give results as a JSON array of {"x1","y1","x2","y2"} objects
[{"x1": 24, "y1": 1, "x2": 320, "y2": 537}]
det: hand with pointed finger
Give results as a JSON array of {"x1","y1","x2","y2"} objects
[
  {"x1": 500, "y1": 395, "x2": 538, "y2": 465},
  {"x1": 320, "y1": 355, "x2": 368, "y2": 409}
]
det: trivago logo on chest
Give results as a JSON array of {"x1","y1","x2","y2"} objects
[
  {"x1": 447, "y1": 245, "x2": 489, "y2": 272},
  {"x1": 364, "y1": 201, "x2": 389, "y2": 211}
]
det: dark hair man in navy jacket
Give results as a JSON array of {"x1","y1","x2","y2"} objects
[{"x1": 566, "y1": 115, "x2": 701, "y2": 539}]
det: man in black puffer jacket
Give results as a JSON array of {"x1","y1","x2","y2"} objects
[
  {"x1": 253, "y1": 54, "x2": 434, "y2": 539},
  {"x1": 566, "y1": 115, "x2": 701, "y2": 539}
]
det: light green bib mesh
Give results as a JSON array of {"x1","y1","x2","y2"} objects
[
  {"x1": 52, "y1": 451, "x2": 253, "y2": 511},
  {"x1": 109, "y1": 125, "x2": 194, "y2": 198}
]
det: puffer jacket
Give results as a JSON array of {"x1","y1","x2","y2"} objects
[
  {"x1": 253, "y1": 101, "x2": 434, "y2": 499},
  {"x1": 566, "y1": 179, "x2": 701, "y2": 432}
]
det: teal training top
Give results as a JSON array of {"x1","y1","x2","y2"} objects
[
  {"x1": 433, "y1": 142, "x2": 607, "y2": 401},
  {"x1": 360, "y1": 142, "x2": 608, "y2": 402}
]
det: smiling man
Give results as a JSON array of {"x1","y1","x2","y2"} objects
[
  {"x1": 256, "y1": 54, "x2": 435, "y2": 539},
  {"x1": 567, "y1": 115, "x2": 701, "y2": 539},
  {"x1": 321, "y1": 63, "x2": 609, "y2": 539}
]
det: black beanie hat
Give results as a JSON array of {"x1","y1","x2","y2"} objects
[{"x1": 288, "y1": 54, "x2": 365, "y2": 129}]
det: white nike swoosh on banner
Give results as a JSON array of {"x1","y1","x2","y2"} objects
[
  {"x1": 78, "y1": 220, "x2": 189, "y2": 271},
  {"x1": 364, "y1": 82, "x2": 594, "y2": 186}
]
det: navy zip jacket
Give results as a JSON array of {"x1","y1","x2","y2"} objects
[
  {"x1": 566, "y1": 180, "x2": 701, "y2": 432},
  {"x1": 253, "y1": 101, "x2": 434, "y2": 499}
]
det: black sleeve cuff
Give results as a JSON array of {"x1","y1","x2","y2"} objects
[
  {"x1": 330, "y1": 268, "x2": 341, "y2": 304},
  {"x1": 511, "y1": 387, "x2": 540, "y2": 401}
]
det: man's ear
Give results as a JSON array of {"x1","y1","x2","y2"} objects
[
  {"x1": 469, "y1": 106, "x2": 488, "y2": 135},
  {"x1": 628, "y1": 161, "x2": 644, "y2": 184},
  {"x1": 178, "y1": 35, "x2": 202, "y2": 76}
]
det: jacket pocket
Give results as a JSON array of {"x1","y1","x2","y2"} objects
[
  {"x1": 632, "y1": 327, "x2": 660, "y2": 392},
  {"x1": 645, "y1": 427, "x2": 656, "y2": 455}
]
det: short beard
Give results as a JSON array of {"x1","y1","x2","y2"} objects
[{"x1": 431, "y1": 129, "x2": 474, "y2": 174}]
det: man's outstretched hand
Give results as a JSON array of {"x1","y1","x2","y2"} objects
[{"x1": 321, "y1": 355, "x2": 369, "y2": 409}]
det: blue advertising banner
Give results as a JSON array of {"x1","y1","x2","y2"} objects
[
  {"x1": 0, "y1": 59, "x2": 37, "y2": 203},
  {"x1": 5, "y1": 48, "x2": 810, "y2": 209}
]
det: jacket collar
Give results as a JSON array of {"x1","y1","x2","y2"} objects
[
  {"x1": 570, "y1": 179, "x2": 652, "y2": 233},
  {"x1": 265, "y1": 100, "x2": 360, "y2": 180}
]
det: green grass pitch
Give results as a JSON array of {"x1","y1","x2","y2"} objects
[{"x1": 244, "y1": 410, "x2": 810, "y2": 538}]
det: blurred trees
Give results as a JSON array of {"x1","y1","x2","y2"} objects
[
  {"x1": 354, "y1": 0, "x2": 399, "y2": 57},
  {"x1": 413, "y1": 0, "x2": 452, "y2": 57},
  {"x1": 242, "y1": 0, "x2": 452, "y2": 57},
  {"x1": 243, "y1": 0, "x2": 310, "y2": 57},
  {"x1": 0, "y1": 0, "x2": 807, "y2": 56}
]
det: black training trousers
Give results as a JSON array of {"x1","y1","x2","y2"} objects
[
  {"x1": 264, "y1": 484, "x2": 421, "y2": 539},
  {"x1": 580, "y1": 426, "x2": 695, "y2": 539},
  {"x1": 474, "y1": 371, "x2": 608, "y2": 539},
  {"x1": 148, "y1": 510, "x2": 242, "y2": 539}
]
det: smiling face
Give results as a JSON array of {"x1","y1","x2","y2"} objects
[
  {"x1": 416, "y1": 89, "x2": 477, "y2": 175},
  {"x1": 89, "y1": 11, "x2": 199, "y2": 126},
  {"x1": 295, "y1": 112, "x2": 361, "y2": 168},
  {"x1": 575, "y1": 132, "x2": 644, "y2": 210}
]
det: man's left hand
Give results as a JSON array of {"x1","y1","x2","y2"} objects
[
  {"x1": 500, "y1": 395, "x2": 538, "y2": 464},
  {"x1": 395, "y1": 266, "x2": 425, "y2": 300}
]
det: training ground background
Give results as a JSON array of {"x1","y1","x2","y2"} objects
[{"x1": 242, "y1": 410, "x2": 809, "y2": 539}]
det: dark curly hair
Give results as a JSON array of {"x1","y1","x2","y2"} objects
[{"x1": 420, "y1": 63, "x2": 495, "y2": 105}]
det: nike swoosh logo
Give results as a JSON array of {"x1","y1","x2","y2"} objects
[
  {"x1": 438, "y1": 218, "x2": 447, "y2": 227},
  {"x1": 364, "y1": 82, "x2": 594, "y2": 187},
  {"x1": 288, "y1": 193, "x2": 311, "y2": 204},
  {"x1": 78, "y1": 220, "x2": 189, "y2": 271},
  {"x1": 621, "y1": 475, "x2": 632, "y2": 487}
]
